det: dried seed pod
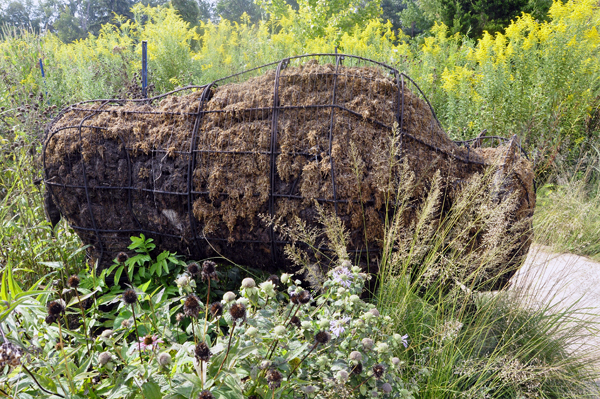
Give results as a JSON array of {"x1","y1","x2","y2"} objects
[
  {"x1": 298, "y1": 290, "x2": 311, "y2": 304},
  {"x1": 122, "y1": 289, "x2": 137, "y2": 305},
  {"x1": 47, "y1": 300, "x2": 65, "y2": 316},
  {"x1": 67, "y1": 275, "x2": 80, "y2": 288},
  {"x1": 187, "y1": 262, "x2": 200, "y2": 277},
  {"x1": 266, "y1": 369, "x2": 283, "y2": 390},
  {"x1": 195, "y1": 342, "x2": 212, "y2": 362},
  {"x1": 372, "y1": 364, "x2": 385, "y2": 379},
  {"x1": 315, "y1": 331, "x2": 331, "y2": 345},
  {"x1": 201, "y1": 260, "x2": 218, "y2": 281},
  {"x1": 351, "y1": 362, "x2": 363, "y2": 375},
  {"x1": 229, "y1": 302, "x2": 246, "y2": 321},
  {"x1": 197, "y1": 390, "x2": 214, "y2": 399},
  {"x1": 116, "y1": 252, "x2": 128, "y2": 263},
  {"x1": 209, "y1": 302, "x2": 223, "y2": 317},
  {"x1": 184, "y1": 294, "x2": 201, "y2": 319}
]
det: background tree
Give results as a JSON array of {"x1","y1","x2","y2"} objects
[
  {"x1": 399, "y1": 0, "x2": 552, "y2": 38},
  {"x1": 0, "y1": 0, "x2": 43, "y2": 32},
  {"x1": 171, "y1": 0, "x2": 212, "y2": 25},
  {"x1": 215, "y1": 0, "x2": 262, "y2": 24},
  {"x1": 38, "y1": 0, "x2": 134, "y2": 41},
  {"x1": 380, "y1": 0, "x2": 406, "y2": 33}
]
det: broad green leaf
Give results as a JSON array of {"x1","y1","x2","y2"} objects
[
  {"x1": 38, "y1": 261, "x2": 64, "y2": 269},
  {"x1": 114, "y1": 265, "x2": 124, "y2": 285},
  {"x1": 141, "y1": 378, "x2": 162, "y2": 399},
  {"x1": 138, "y1": 280, "x2": 151, "y2": 293}
]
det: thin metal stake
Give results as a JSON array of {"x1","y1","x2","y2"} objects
[
  {"x1": 142, "y1": 41, "x2": 148, "y2": 98},
  {"x1": 39, "y1": 59, "x2": 49, "y2": 102}
]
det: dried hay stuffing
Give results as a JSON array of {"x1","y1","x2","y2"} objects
[{"x1": 43, "y1": 56, "x2": 535, "y2": 289}]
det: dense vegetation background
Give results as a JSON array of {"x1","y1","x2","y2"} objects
[{"x1": 0, "y1": 0, "x2": 600, "y2": 397}]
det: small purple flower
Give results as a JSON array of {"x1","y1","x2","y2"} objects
[
  {"x1": 330, "y1": 316, "x2": 351, "y2": 338},
  {"x1": 400, "y1": 334, "x2": 409, "y2": 348},
  {"x1": 332, "y1": 267, "x2": 353, "y2": 288}
]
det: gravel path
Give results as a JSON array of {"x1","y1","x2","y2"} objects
[{"x1": 510, "y1": 245, "x2": 600, "y2": 393}]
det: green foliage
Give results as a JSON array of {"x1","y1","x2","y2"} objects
[
  {"x1": 373, "y1": 157, "x2": 600, "y2": 398},
  {"x1": 534, "y1": 156, "x2": 600, "y2": 259},
  {"x1": 380, "y1": 0, "x2": 406, "y2": 32},
  {"x1": 399, "y1": 0, "x2": 552, "y2": 38},
  {"x1": 259, "y1": 0, "x2": 383, "y2": 41},
  {"x1": 0, "y1": 257, "x2": 415, "y2": 398},
  {"x1": 44, "y1": 0, "x2": 136, "y2": 42},
  {"x1": 216, "y1": 0, "x2": 263, "y2": 24},
  {"x1": 105, "y1": 234, "x2": 187, "y2": 297},
  {"x1": 171, "y1": 0, "x2": 213, "y2": 26},
  {"x1": 0, "y1": 0, "x2": 41, "y2": 33}
]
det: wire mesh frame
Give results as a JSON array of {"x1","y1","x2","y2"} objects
[{"x1": 43, "y1": 53, "x2": 530, "y2": 267}]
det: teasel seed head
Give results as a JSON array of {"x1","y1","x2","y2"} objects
[
  {"x1": 187, "y1": 262, "x2": 200, "y2": 277},
  {"x1": 209, "y1": 302, "x2": 223, "y2": 318},
  {"x1": 201, "y1": 260, "x2": 218, "y2": 281},
  {"x1": 67, "y1": 275, "x2": 80, "y2": 288},
  {"x1": 351, "y1": 361, "x2": 363, "y2": 375},
  {"x1": 372, "y1": 364, "x2": 385, "y2": 379},
  {"x1": 290, "y1": 292, "x2": 300, "y2": 305},
  {"x1": 184, "y1": 294, "x2": 201, "y2": 319},
  {"x1": 122, "y1": 288, "x2": 138, "y2": 305},
  {"x1": 229, "y1": 302, "x2": 246, "y2": 322},
  {"x1": 194, "y1": 342, "x2": 212, "y2": 362},
  {"x1": 47, "y1": 300, "x2": 65, "y2": 316},
  {"x1": 290, "y1": 315, "x2": 301, "y2": 328},
  {"x1": 197, "y1": 390, "x2": 214, "y2": 399},
  {"x1": 45, "y1": 314, "x2": 57, "y2": 324},
  {"x1": 315, "y1": 330, "x2": 331, "y2": 345},
  {"x1": 266, "y1": 369, "x2": 283, "y2": 390},
  {"x1": 298, "y1": 290, "x2": 311, "y2": 304}
]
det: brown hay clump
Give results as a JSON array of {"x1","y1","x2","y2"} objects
[{"x1": 43, "y1": 59, "x2": 535, "y2": 289}]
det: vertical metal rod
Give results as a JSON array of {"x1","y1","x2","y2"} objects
[
  {"x1": 142, "y1": 41, "x2": 148, "y2": 98},
  {"x1": 268, "y1": 58, "x2": 288, "y2": 266},
  {"x1": 39, "y1": 59, "x2": 49, "y2": 102},
  {"x1": 187, "y1": 84, "x2": 214, "y2": 247},
  {"x1": 39, "y1": 58, "x2": 45, "y2": 78},
  {"x1": 328, "y1": 52, "x2": 341, "y2": 217}
]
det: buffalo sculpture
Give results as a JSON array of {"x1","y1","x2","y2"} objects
[{"x1": 43, "y1": 55, "x2": 535, "y2": 290}]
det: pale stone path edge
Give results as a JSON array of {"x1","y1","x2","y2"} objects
[{"x1": 509, "y1": 244, "x2": 600, "y2": 395}]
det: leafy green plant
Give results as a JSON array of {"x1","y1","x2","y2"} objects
[{"x1": 0, "y1": 254, "x2": 415, "y2": 398}]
